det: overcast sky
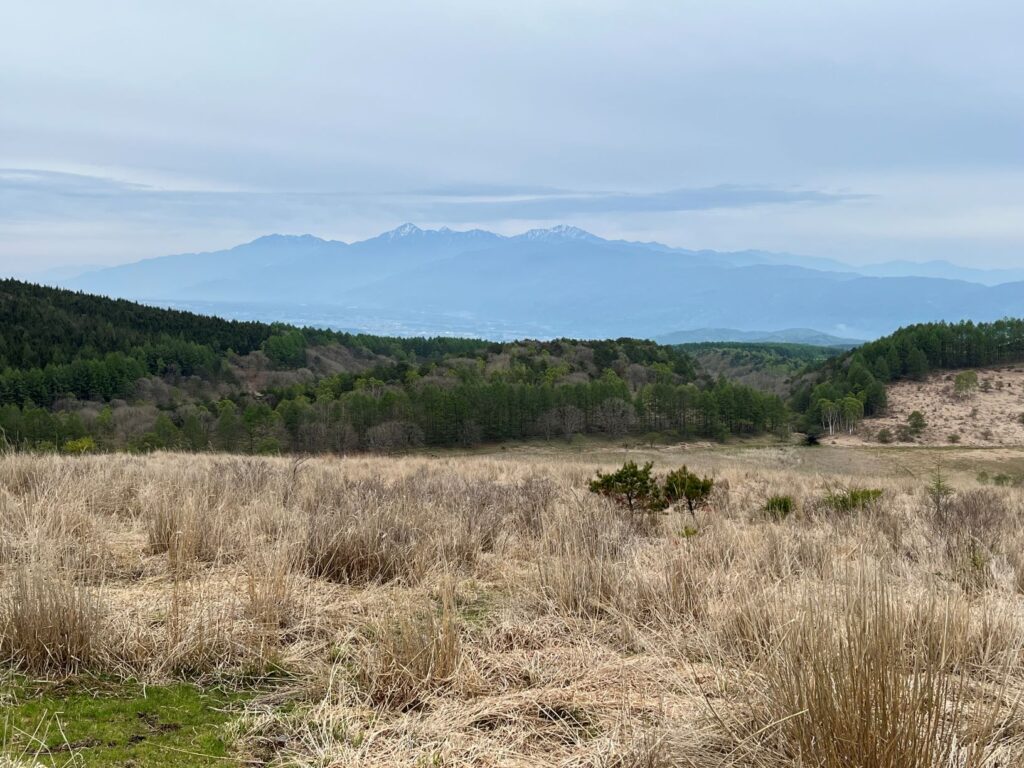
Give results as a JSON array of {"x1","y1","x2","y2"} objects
[{"x1": 3, "y1": 0, "x2": 1023, "y2": 273}]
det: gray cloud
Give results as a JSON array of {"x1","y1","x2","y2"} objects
[
  {"x1": 0, "y1": 168, "x2": 861, "y2": 228},
  {"x1": 1, "y1": 1, "x2": 1023, "y2": 269},
  {"x1": 414, "y1": 186, "x2": 867, "y2": 221}
]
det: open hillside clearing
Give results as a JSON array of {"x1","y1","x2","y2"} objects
[
  {"x1": 827, "y1": 366, "x2": 1024, "y2": 448},
  {"x1": 2, "y1": 443, "x2": 1024, "y2": 766}
]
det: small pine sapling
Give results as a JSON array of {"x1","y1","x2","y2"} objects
[
  {"x1": 589, "y1": 460, "x2": 666, "y2": 514},
  {"x1": 663, "y1": 466, "x2": 715, "y2": 518}
]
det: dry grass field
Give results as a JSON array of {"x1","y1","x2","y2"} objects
[
  {"x1": 831, "y1": 366, "x2": 1024, "y2": 447},
  {"x1": 3, "y1": 443, "x2": 1024, "y2": 766}
]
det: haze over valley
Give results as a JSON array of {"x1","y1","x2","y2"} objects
[{"x1": 43, "y1": 223, "x2": 1024, "y2": 342}]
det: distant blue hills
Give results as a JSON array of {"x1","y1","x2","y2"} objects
[{"x1": 52, "y1": 223, "x2": 1024, "y2": 342}]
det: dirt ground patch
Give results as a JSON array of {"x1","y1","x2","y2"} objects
[{"x1": 828, "y1": 366, "x2": 1024, "y2": 447}]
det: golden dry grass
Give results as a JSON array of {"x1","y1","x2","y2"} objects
[
  {"x1": 2, "y1": 448, "x2": 1024, "y2": 766},
  {"x1": 831, "y1": 365, "x2": 1024, "y2": 447}
]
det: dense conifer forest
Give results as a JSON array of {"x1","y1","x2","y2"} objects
[
  {"x1": 0, "y1": 280, "x2": 788, "y2": 452},
  {"x1": 10, "y1": 281, "x2": 1023, "y2": 453}
]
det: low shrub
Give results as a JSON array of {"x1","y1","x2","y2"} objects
[
  {"x1": 824, "y1": 487, "x2": 883, "y2": 512},
  {"x1": 764, "y1": 495, "x2": 794, "y2": 520},
  {"x1": 907, "y1": 411, "x2": 927, "y2": 434},
  {"x1": 896, "y1": 425, "x2": 915, "y2": 442}
]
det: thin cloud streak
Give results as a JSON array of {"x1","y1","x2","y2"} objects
[{"x1": 0, "y1": 169, "x2": 861, "y2": 226}]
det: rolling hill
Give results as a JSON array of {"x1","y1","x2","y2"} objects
[{"x1": 0, "y1": 279, "x2": 790, "y2": 453}]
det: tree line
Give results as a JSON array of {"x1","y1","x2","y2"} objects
[
  {"x1": 0, "y1": 279, "x2": 788, "y2": 453},
  {"x1": 0, "y1": 371, "x2": 788, "y2": 454}
]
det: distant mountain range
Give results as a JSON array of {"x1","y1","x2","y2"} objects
[
  {"x1": 654, "y1": 328, "x2": 862, "y2": 347},
  {"x1": 45, "y1": 224, "x2": 1024, "y2": 341}
]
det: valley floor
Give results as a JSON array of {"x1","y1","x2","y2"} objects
[{"x1": 2, "y1": 443, "x2": 1024, "y2": 766}]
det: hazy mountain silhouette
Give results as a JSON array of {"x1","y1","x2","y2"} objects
[{"x1": 64, "y1": 224, "x2": 1024, "y2": 341}]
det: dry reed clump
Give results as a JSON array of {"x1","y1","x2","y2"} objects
[
  {"x1": 620, "y1": 544, "x2": 713, "y2": 627},
  {"x1": 302, "y1": 472, "x2": 559, "y2": 585},
  {"x1": 351, "y1": 590, "x2": 464, "y2": 709},
  {"x1": 142, "y1": 480, "x2": 260, "y2": 567},
  {"x1": 0, "y1": 560, "x2": 105, "y2": 674},
  {"x1": 304, "y1": 487, "x2": 420, "y2": 584},
  {"x1": 245, "y1": 543, "x2": 302, "y2": 635},
  {"x1": 3, "y1": 451, "x2": 1024, "y2": 765},
  {"x1": 927, "y1": 488, "x2": 1024, "y2": 594},
  {"x1": 533, "y1": 497, "x2": 636, "y2": 618},
  {"x1": 0, "y1": 486, "x2": 111, "y2": 578},
  {"x1": 726, "y1": 575, "x2": 1023, "y2": 768},
  {"x1": 537, "y1": 547, "x2": 623, "y2": 618},
  {"x1": 157, "y1": 577, "x2": 247, "y2": 677}
]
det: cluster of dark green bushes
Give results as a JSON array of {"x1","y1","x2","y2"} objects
[{"x1": 589, "y1": 461, "x2": 715, "y2": 518}]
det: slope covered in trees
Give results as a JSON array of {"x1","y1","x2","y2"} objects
[
  {"x1": 0, "y1": 280, "x2": 788, "y2": 453},
  {"x1": 673, "y1": 341, "x2": 842, "y2": 396},
  {"x1": 0, "y1": 280, "x2": 492, "y2": 407},
  {"x1": 793, "y1": 319, "x2": 1024, "y2": 436}
]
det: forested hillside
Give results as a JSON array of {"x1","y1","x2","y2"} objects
[
  {"x1": 0, "y1": 280, "x2": 788, "y2": 453},
  {"x1": 793, "y1": 319, "x2": 1024, "y2": 436},
  {"x1": 674, "y1": 341, "x2": 841, "y2": 396}
]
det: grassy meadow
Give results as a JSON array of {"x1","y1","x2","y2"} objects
[{"x1": 2, "y1": 441, "x2": 1024, "y2": 766}]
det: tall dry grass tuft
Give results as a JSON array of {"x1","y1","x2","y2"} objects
[
  {"x1": 158, "y1": 577, "x2": 243, "y2": 676},
  {"x1": 144, "y1": 490, "x2": 230, "y2": 568},
  {"x1": 354, "y1": 590, "x2": 463, "y2": 709},
  {"x1": 0, "y1": 562, "x2": 104, "y2": 674},
  {"x1": 0, "y1": 490, "x2": 110, "y2": 578},
  {"x1": 750, "y1": 575, "x2": 1017, "y2": 768},
  {"x1": 537, "y1": 548, "x2": 623, "y2": 618},
  {"x1": 305, "y1": 500, "x2": 419, "y2": 584},
  {"x1": 245, "y1": 544, "x2": 300, "y2": 634}
]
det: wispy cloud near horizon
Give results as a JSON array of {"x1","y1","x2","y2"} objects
[
  {"x1": 0, "y1": 167, "x2": 869, "y2": 268},
  {"x1": 2, "y1": 1, "x2": 1023, "y2": 270}
]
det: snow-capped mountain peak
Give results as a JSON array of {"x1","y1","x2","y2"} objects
[
  {"x1": 382, "y1": 222, "x2": 423, "y2": 239},
  {"x1": 516, "y1": 224, "x2": 602, "y2": 243}
]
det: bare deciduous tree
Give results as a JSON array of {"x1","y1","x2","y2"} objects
[
  {"x1": 593, "y1": 398, "x2": 637, "y2": 438},
  {"x1": 537, "y1": 405, "x2": 584, "y2": 442},
  {"x1": 364, "y1": 421, "x2": 425, "y2": 454}
]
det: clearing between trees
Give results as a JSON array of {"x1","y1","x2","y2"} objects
[{"x1": 827, "y1": 365, "x2": 1024, "y2": 447}]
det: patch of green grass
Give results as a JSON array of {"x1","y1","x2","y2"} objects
[
  {"x1": 457, "y1": 592, "x2": 495, "y2": 626},
  {"x1": 823, "y1": 487, "x2": 883, "y2": 512},
  {"x1": 1, "y1": 676, "x2": 249, "y2": 767},
  {"x1": 764, "y1": 494, "x2": 795, "y2": 520}
]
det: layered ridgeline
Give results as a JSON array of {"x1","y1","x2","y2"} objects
[
  {"x1": 793, "y1": 319, "x2": 1024, "y2": 437},
  {"x1": 55, "y1": 224, "x2": 1024, "y2": 340},
  {"x1": 672, "y1": 341, "x2": 845, "y2": 397},
  {"x1": 0, "y1": 280, "x2": 788, "y2": 453}
]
